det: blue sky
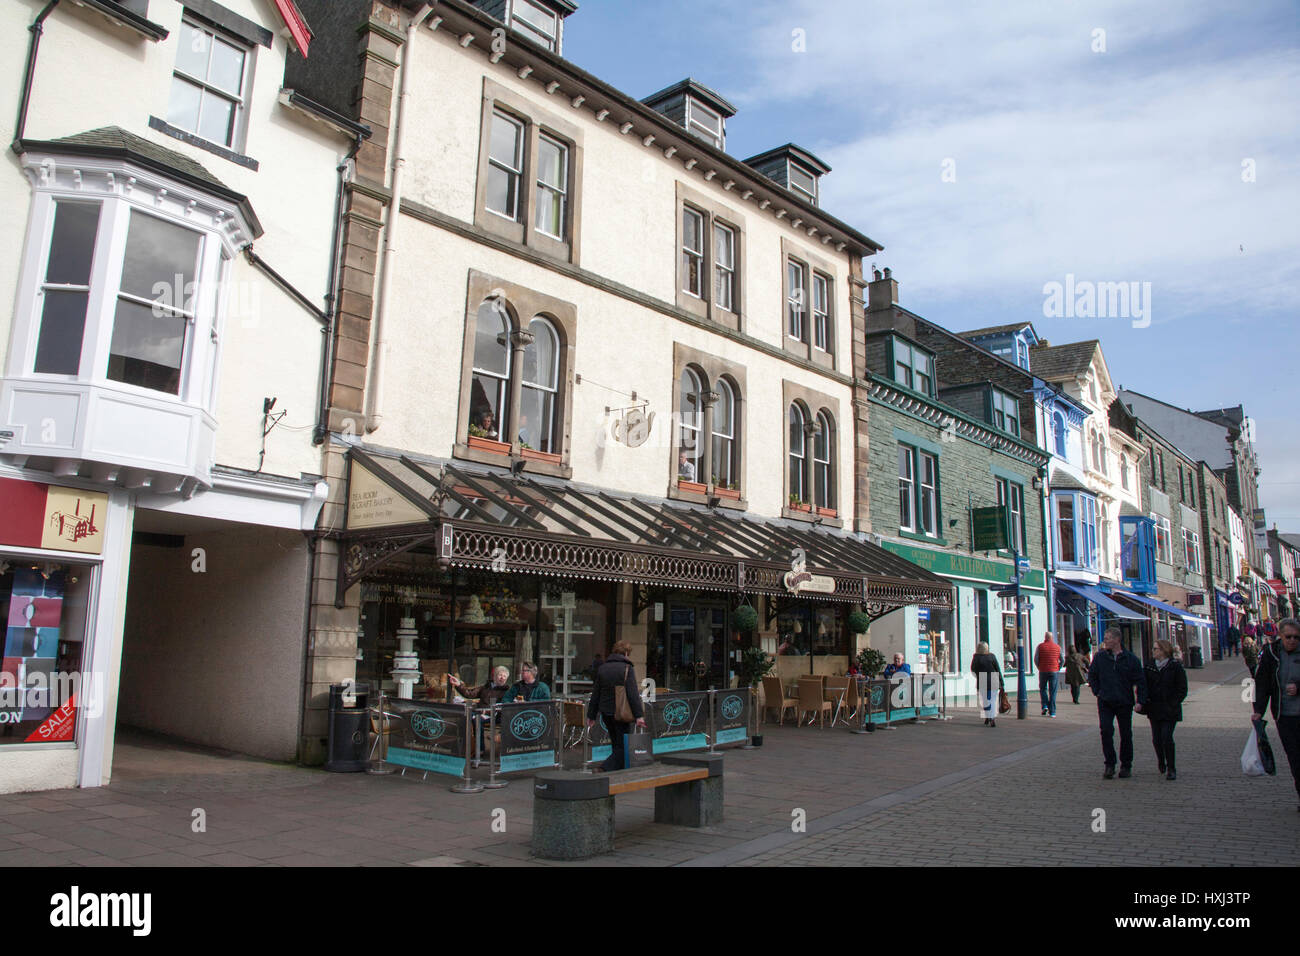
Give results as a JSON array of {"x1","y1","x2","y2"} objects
[{"x1": 563, "y1": 0, "x2": 1300, "y2": 530}]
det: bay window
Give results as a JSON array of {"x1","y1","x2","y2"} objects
[
  {"x1": 1054, "y1": 491, "x2": 1098, "y2": 570},
  {"x1": 1120, "y1": 515, "x2": 1157, "y2": 592}
]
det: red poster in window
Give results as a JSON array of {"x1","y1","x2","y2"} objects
[{"x1": 25, "y1": 694, "x2": 76, "y2": 742}]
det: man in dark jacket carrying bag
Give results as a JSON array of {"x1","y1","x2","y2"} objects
[
  {"x1": 1087, "y1": 627, "x2": 1148, "y2": 779},
  {"x1": 1251, "y1": 618, "x2": 1300, "y2": 809},
  {"x1": 586, "y1": 640, "x2": 647, "y2": 772}
]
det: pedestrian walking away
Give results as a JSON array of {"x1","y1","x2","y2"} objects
[
  {"x1": 971, "y1": 642, "x2": 1004, "y2": 728},
  {"x1": 1243, "y1": 633, "x2": 1259, "y2": 677},
  {"x1": 1035, "y1": 632, "x2": 1062, "y2": 716},
  {"x1": 1086, "y1": 627, "x2": 1148, "y2": 778},
  {"x1": 1143, "y1": 639, "x2": 1188, "y2": 780},
  {"x1": 586, "y1": 640, "x2": 646, "y2": 772},
  {"x1": 1065, "y1": 640, "x2": 1091, "y2": 705},
  {"x1": 1250, "y1": 618, "x2": 1300, "y2": 810}
]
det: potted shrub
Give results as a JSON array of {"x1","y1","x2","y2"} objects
[
  {"x1": 856, "y1": 647, "x2": 886, "y2": 679},
  {"x1": 788, "y1": 493, "x2": 811, "y2": 513}
]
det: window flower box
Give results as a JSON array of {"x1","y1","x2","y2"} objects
[
  {"x1": 678, "y1": 480, "x2": 707, "y2": 495},
  {"x1": 790, "y1": 501, "x2": 812, "y2": 513},
  {"x1": 714, "y1": 486, "x2": 741, "y2": 500},
  {"x1": 816, "y1": 506, "x2": 837, "y2": 518},
  {"x1": 521, "y1": 447, "x2": 562, "y2": 465},
  {"x1": 467, "y1": 435, "x2": 510, "y2": 455}
]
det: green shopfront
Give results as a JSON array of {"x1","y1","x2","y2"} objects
[{"x1": 874, "y1": 541, "x2": 1049, "y2": 702}]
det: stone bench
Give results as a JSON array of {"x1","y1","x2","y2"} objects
[{"x1": 531, "y1": 753, "x2": 723, "y2": 860}]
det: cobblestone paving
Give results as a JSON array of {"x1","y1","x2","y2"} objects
[{"x1": 0, "y1": 659, "x2": 1292, "y2": 866}]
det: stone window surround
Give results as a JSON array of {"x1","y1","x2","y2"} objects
[
  {"x1": 780, "y1": 237, "x2": 838, "y2": 372},
  {"x1": 668, "y1": 343, "x2": 748, "y2": 510},
  {"x1": 781, "y1": 380, "x2": 842, "y2": 526},
  {"x1": 674, "y1": 181, "x2": 746, "y2": 332},
  {"x1": 454, "y1": 269, "x2": 577, "y2": 478},
  {"x1": 474, "y1": 77, "x2": 585, "y2": 266}
]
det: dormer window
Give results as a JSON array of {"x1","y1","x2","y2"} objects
[
  {"x1": 889, "y1": 337, "x2": 934, "y2": 397},
  {"x1": 511, "y1": 0, "x2": 558, "y2": 51},
  {"x1": 642, "y1": 79, "x2": 736, "y2": 152},
  {"x1": 990, "y1": 389, "x2": 1020, "y2": 437},
  {"x1": 788, "y1": 161, "x2": 817, "y2": 204}
]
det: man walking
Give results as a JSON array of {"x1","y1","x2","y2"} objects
[
  {"x1": 1251, "y1": 618, "x2": 1300, "y2": 810},
  {"x1": 1086, "y1": 627, "x2": 1147, "y2": 778},
  {"x1": 1035, "y1": 632, "x2": 1062, "y2": 717}
]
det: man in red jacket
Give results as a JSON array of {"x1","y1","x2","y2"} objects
[{"x1": 1036, "y1": 632, "x2": 1063, "y2": 717}]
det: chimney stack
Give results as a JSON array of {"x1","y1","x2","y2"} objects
[{"x1": 867, "y1": 266, "x2": 898, "y2": 313}]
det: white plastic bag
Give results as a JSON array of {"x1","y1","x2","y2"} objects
[{"x1": 1242, "y1": 730, "x2": 1266, "y2": 776}]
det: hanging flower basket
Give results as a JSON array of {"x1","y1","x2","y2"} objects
[
  {"x1": 847, "y1": 610, "x2": 871, "y2": 635},
  {"x1": 733, "y1": 604, "x2": 759, "y2": 633}
]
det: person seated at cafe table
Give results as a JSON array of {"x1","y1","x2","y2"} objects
[
  {"x1": 448, "y1": 666, "x2": 512, "y2": 706},
  {"x1": 883, "y1": 654, "x2": 911, "y2": 679},
  {"x1": 503, "y1": 662, "x2": 551, "y2": 702}
]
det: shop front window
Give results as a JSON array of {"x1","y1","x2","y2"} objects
[
  {"x1": 774, "y1": 602, "x2": 848, "y2": 661},
  {"x1": 1, "y1": 561, "x2": 94, "y2": 746},
  {"x1": 919, "y1": 606, "x2": 956, "y2": 673}
]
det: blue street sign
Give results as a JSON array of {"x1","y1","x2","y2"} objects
[{"x1": 1016, "y1": 557, "x2": 1031, "y2": 573}]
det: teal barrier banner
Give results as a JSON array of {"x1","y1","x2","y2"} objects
[
  {"x1": 918, "y1": 673, "x2": 941, "y2": 717},
  {"x1": 863, "y1": 679, "x2": 890, "y2": 724},
  {"x1": 647, "y1": 692, "x2": 708, "y2": 755},
  {"x1": 384, "y1": 701, "x2": 468, "y2": 776},
  {"x1": 889, "y1": 674, "x2": 916, "y2": 721},
  {"x1": 713, "y1": 688, "x2": 751, "y2": 747},
  {"x1": 494, "y1": 700, "x2": 560, "y2": 774}
]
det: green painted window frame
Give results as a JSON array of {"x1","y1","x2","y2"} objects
[
  {"x1": 988, "y1": 387, "x2": 1020, "y2": 437},
  {"x1": 994, "y1": 476, "x2": 1027, "y2": 555},
  {"x1": 887, "y1": 335, "x2": 935, "y2": 398}
]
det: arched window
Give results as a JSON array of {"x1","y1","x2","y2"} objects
[
  {"x1": 813, "y1": 410, "x2": 834, "y2": 510},
  {"x1": 520, "y1": 316, "x2": 558, "y2": 453},
  {"x1": 711, "y1": 378, "x2": 736, "y2": 488},
  {"x1": 788, "y1": 403, "x2": 807, "y2": 504},
  {"x1": 469, "y1": 298, "x2": 510, "y2": 439},
  {"x1": 1098, "y1": 438, "x2": 1108, "y2": 475},
  {"x1": 1052, "y1": 411, "x2": 1067, "y2": 457},
  {"x1": 678, "y1": 367, "x2": 703, "y2": 482}
]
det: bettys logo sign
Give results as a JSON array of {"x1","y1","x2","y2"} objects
[
  {"x1": 783, "y1": 547, "x2": 835, "y2": 594},
  {"x1": 509, "y1": 709, "x2": 548, "y2": 742},
  {"x1": 720, "y1": 695, "x2": 744, "y2": 720},
  {"x1": 662, "y1": 699, "x2": 691, "y2": 727},
  {"x1": 411, "y1": 711, "x2": 446, "y2": 741}
]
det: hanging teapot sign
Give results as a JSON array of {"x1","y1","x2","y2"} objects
[{"x1": 610, "y1": 405, "x2": 655, "y2": 448}]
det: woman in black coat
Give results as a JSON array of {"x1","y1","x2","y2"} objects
[
  {"x1": 1143, "y1": 639, "x2": 1188, "y2": 780},
  {"x1": 970, "y1": 642, "x2": 1004, "y2": 727}
]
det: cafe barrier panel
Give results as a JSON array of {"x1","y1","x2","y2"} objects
[
  {"x1": 853, "y1": 674, "x2": 946, "y2": 731},
  {"x1": 918, "y1": 673, "x2": 942, "y2": 718},
  {"x1": 382, "y1": 699, "x2": 476, "y2": 791},
  {"x1": 711, "y1": 687, "x2": 752, "y2": 749},
  {"x1": 491, "y1": 700, "x2": 562, "y2": 775},
  {"x1": 647, "y1": 691, "x2": 710, "y2": 754}
]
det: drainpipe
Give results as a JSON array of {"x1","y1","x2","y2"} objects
[
  {"x1": 364, "y1": 2, "x2": 434, "y2": 433},
  {"x1": 12, "y1": 0, "x2": 60, "y2": 152},
  {"x1": 315, "y1": 133, "x2": 367, "y2": 444}
]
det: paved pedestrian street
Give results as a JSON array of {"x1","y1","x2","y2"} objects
[{"x1": 1, "y1": 658, "x2": 1294, "y2": 868}]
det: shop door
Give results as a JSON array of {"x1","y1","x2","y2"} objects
[{"x1": 665, "y1": 603, "x2": 728, "y2": 690}]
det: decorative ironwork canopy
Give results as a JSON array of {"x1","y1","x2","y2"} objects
[{"x1": 333, "y1": 448, "x2": 953, "y2": 617}]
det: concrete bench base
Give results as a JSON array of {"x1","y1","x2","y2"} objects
[{"x1": 532, "y1": 753, "x2": 723, "y2": 860}]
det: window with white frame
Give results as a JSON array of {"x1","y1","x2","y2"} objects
[
  {"x1": 1153, "y1": 514, "x2": 1173, "y2": 564},
  {"x1": 1183, "y1": 527, "x2": 1201, "y2": 573},
  {"x1": 534, "y1": 133, "x2": 568, "y2": 238},
  {"x1": 1052, "y1": 411, "x2": 1066, "y2": 457},
  {"x1": 713, "y1": 223, "x2": 735, "y2": 311},
  {"x1": 898, "y1": 444, "x2": 938, "y2": 536},
  {"x1": 898, "y1": 445, "x2": 915, "y2": 532},
  {"x1": 812, "y1": 273, "x2": 831, "y2": 353},
  {"x1": 519, "y1": 316, "x2": 559, "y2": 453},
  {"x1": 24, "y1": 193, "x2": 220, "y2": 398},
  {"x1": 787, "y1": 258, "x2": 808, "y2": 342},
  {"x1": 686, "y1": 98, "x2": 723, "y2": 148},
  {"x1": 788, "y1": 161, "x2": 817, "y2": 204},
  {"x1": 169, "y1": 18, "x2": 252, "y2": 150},
  {"x1": 813, "y1": 410, "x2": 834, "y2": 512},
  {"x1": 510, "y1": 0, "x2": 559, "y2": 51},
  {"x1": 1016, "y1": 338, "x2": 1028, "y2": 369},
  {"x1": 788, "y1": 403, "x2": 808, "y2": 504},
  {"x1": 991, "y1": 389, "x2": 1020, "y2": 436},
  {"x1": 681, "y1": 207, "x2": 705, "y2": 298},
  {"x1": 679, "y1": 367, "x2": 704, "y2": 482},
  {"x1": 487, "y1": 110, "x2": 526, "y2": 222},
  {"x1": 711, "y1": 378, "x2": 737, "y2": 489}
]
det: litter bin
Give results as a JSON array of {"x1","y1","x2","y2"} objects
[
  {"x1": 1188, "y1": 646, "x2": 1203, "y2": 669},
  {"x1": 326, "y1": 681, "x2": 370, "y2": 772}
]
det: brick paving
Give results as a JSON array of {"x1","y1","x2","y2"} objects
[{"x1": 1, "y1": 658, "x2": 1294, "y2": 866}]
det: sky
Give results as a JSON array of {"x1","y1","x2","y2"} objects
[{"x1": 560, "y1": 0, "x2": 1300, "y2": 530}]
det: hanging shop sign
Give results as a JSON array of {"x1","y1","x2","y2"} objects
[
  {"x1": 347, "y1": 460, "x2": 430, "y2": 530},
  {"x1": 883, "y1": 540, "x2": 1045, "y2": 590},
  {"x1": 0, "y1": 477, "x2": 107, "y2": 555},
  {"x1": 609, "y1": 405, "x2": 655, "y2": 448}
]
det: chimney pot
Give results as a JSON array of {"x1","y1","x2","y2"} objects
[{"x1": 883, "y1": 267, "x2": 892, "y2": 278}]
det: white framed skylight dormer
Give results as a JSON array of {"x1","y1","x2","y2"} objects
[
  {"x1": 787, "y1": 160, "x2": 818, "y2": 205},
  {"x1": 686, "y1": 98, "x2": 724, "y2": 149},
  {"x1": 1, "y1": 139, "x2": 260, "y2": 493}
]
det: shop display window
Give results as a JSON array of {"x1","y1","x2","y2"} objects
[{"x1": 0, "y1": 559, "x2": 94, "y2": 746}]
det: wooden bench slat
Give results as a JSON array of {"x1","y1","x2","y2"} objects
[{"x1": 607, "y1": 768, "x2": 708, "y2": 795}]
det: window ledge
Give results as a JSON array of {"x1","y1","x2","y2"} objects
[
  {"x1": 782, "y1": 507, "x2": 843, "y2": 528},
  {"x1": 453, "y1": 442, "x2": 572, "y2": 479},
  {"x1": 899, "y1": 529, "x2": 945, "y2": 546},
  {"x1": 148, "y1": 117, "x2": 259, "y2": 171},
  {"x1": 668, "y1": 482, "x2": 749, "y2": 511},
  {"x1": 72, "y1": 0, "x2": 169, "y2": 40}
]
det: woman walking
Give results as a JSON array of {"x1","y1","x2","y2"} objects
[
  {"x1": 1065, "y1": 641, "x2": 1091, "y2": 704},
  {"x1": 1143, "y1": 639, "x2": 1188, "y2": 780},
  {"x1": 970, "y1": 642, "x2": 1004, "y2": 727}
]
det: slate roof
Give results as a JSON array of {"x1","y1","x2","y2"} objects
[{"x1": 1028, "y1": 340, "x2": 1100, "y2": 383}]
